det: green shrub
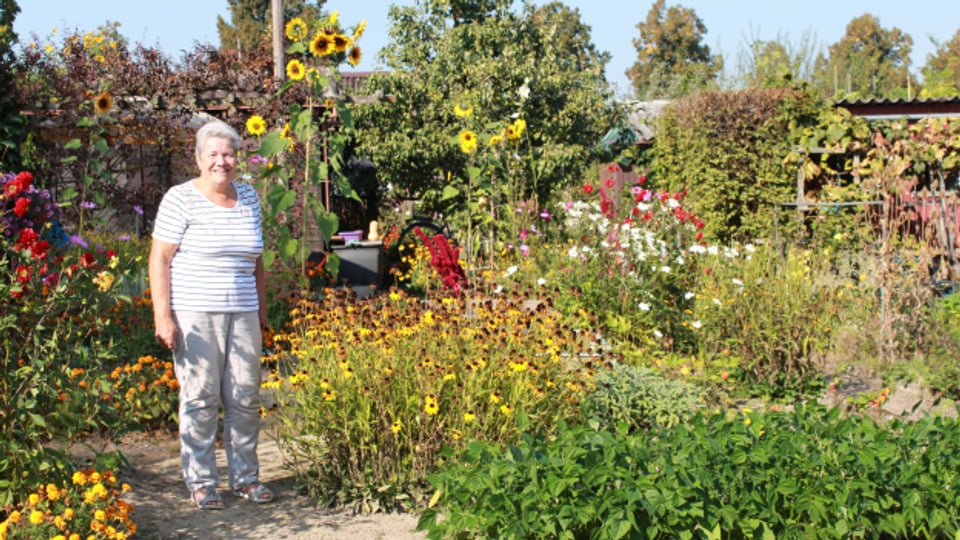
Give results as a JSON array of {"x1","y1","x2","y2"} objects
[
  {"x1": 581, "y1": 362, "x2": 702, "y2": 433},
  {"x1": 419, "y1": 403, "x2": 960, "y2": 539}
]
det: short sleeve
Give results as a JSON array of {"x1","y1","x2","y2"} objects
[{"x1": 151, "y1": 186, "x2": 188, "y2": 245}]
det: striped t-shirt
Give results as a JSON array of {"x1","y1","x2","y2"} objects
[{"x1": 152, "y1": 180, "x2": 264, "y2": 313}]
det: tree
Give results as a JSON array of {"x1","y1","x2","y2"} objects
[
  {"x1": 352, "y1": 0, "x2": 616, "y2": 213},
  {"x1": 217, "y1": 0, "x2": 325, "y2": 52},
  {"x1": 736, "y1": 30, "x2": 819, "y2": 89},
  {"x1": 812, "y1": 13, "x2": 916, "y2": 100},
  {"x1": 921, "y1": 28, "x2": 960, "y2": 98},
  {"x1": 0, "y1": 0, "x2": 21, "y2": 169},
  {"x1": 628, "y1": 0, "x2": 722, "y2": 99}
]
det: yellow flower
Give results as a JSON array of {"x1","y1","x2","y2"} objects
[
  {"x1": 63, "y1": 508, "x2": 75, "y2": 520},
  {"x1": 72, "y1": 471, "x2": 87, "y2": 485},
  {"x1": 489, "y1": 134, "x2": 504, "y2": 146},
  {"x1": 328, "y1": 10, "x2": 339, "y2": 25},
  {"x1": 93, "y1": 271, "x2": 115, "y2": 292},
  {"x1": 284, "y1": 17, "x2": 308, "y2": 41},
  {"x1": 453, "y1": 103, "x2": 473, "y2": 118},
  {"x1": 94, "y1": 91, "x2": 112, "y2": 114},
  {"x1": 459, "y1": 129, "x2": 478, "y2": 155},
  {"x1": 286, "y1": 59, "x2": 306, "y2": 80},
  {"x1": 323, "y1": 389, "x2": 336, "y2": 401},
  {"x1": 94, "y1": 509, "x2": 107, "y2": 521},
  {"x1": 463, "y1": 411, "x2": 475, "y2": 423},
  {"x1": 29, "y1": 510, "x2": 45, "y2": 525},
  {"x1": 246, "y1": 115, "x2": 267, "y2": 136},
  {"x1": 310, "y1": 32, "x2": 334, "y2": 56},
  {"x1": 347, "y1": 46, "x2": 362, "y2": 67},
  {"x1": 332, "y1": 33, "x2": 352, "y2": 53},
  {"x1": 500, "y1": 404, "x2": 513, "y2": 416},
  {"x1": 489, "y1": 392, "x2": 500, "y2": 404},
  {"x1": 511, "y1": 118, "x2": 526, "y2": 138},
  {"x1": 391, "y1": 420, "x2": 402, "y2": 434},
  {"x1": 28, "y1": 493, "x2": 40, "y2": 506},
  {"x1": 353, "y1": 19, "x2": 367, "y2": 40},
  {"x1": 7, "y1": 510, "x2": 21, "y2": 523},
  {"x1": 423, "y1": 395, "x2": 439, "y2": 415}
]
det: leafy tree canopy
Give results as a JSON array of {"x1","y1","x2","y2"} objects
[
  {"x1": 921, "y1": 28, "x2": 960, "y2": 98},
  {"x1": 628, "y1": 0, "x2": 722, "y2": 99},
  {"x1": 351, "y1": 0, "x2": 617, "y2": 213},
  {"x1": 812, "y1": 13, "x2": 915, "y2": 100},
  {"x1": 735, "y1": 30, "x2": 818, "y2": 89},
  {"x1": 217, "y1": 0, "x2": 325, "y2": 52}
]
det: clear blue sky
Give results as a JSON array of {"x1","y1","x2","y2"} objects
[{"x1": 14, "y1": 0, "x2": 958, "y2": 94}]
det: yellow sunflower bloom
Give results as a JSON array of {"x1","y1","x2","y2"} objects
[
  {"x1": 246, "y1": 115, "x2": 267, "y2": 136},
  {"x1": 332, "y1": 33, "x2": 352, "y2": 53},
  {"x1": 94, "y1": 91, "x2": 111, "y2": 114},
  {"x1": 512, "y1": 118, "x2": 526, "y2": 137},
  {"x1": 328, "y1": 11, "x2": 339, "y2": 25},
  {"x1": 347, "y1": 46, "x2": 362, "y2": 67},
  {"x1": 453, "y1": 103, "x2": 473, "y2": 118},
  {"x1": 458, "y1": 129, "x2": 478, "y2": 154},
  {"x1": 286, "y1": 59, "x2": 306, "y2": 80},
  {"x1": 353, "y1": 19, "x2": 367, "y2": 40},
  {"x1": 285, "y1": 17, "x2": 308, "y2": 41},
  {"x1": 489, "y1": 134, "x2": 504, "y2": 146},
  {"x1": 310, "y1": 32, "x2": 334, "y2": 56}
]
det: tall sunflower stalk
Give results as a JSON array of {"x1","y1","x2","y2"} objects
[{"x1": 246, "y1": 11, "x2": 367, "y2": 291}]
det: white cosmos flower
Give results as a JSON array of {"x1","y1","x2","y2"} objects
[
  {"x1": 503, "y1": 265, "x2": 518, "y2": 277},
  {"x1": 684, "y1": 292, "x2": 695, "y2": 300},
  {"x1": 493, "y1": 285, "x2": 503, "y2": 293},
  {"x1": 713, "y1": 298, "x2": 722, "y2": 306},
  {"x1": 691, "y1": 320, "x2": 702, "y2": 329},
  {"x1": 653, "y1": 329, "x2": 664, "y2": 338},
  {"x1": 638, "y1": 302, "x2": 651, "y2": 311},
  {"x1": 660, "y1": 266, "x2": 671, "y2": 273},
  {"x1": 732, "y1": 278, "x2": 744, "y2": 286},
  {"x1": 537, "y1": 277, "x2": 547, "y2": 286}
]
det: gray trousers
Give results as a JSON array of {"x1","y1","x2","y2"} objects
[{"x1": 172, "y1": 310, "x2": 262, "y2": 493}]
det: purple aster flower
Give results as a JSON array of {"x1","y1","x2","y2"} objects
[{"x1": 70, "y1": 235, "x2": 88, "y2": 248}]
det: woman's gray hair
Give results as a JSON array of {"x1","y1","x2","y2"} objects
[{"x1": 195, "y1": 120, "x2": 242, "y2": 159}]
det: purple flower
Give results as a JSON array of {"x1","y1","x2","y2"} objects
[
  {"x1": 80, "y1": 200, "x2": 97, "y2": 209},
  {"x1": 116, "y1": 234, "x2": 131, "y2": 241},
  {"x1": 133, "y1": 205, "x2": 144, "y2": 215},
  {"x1": 539, "y1": 208, "x2": 551, "y2": 220},
  {"x1": 249, "y1": 155, "x2": 268, "y2": 165},
  {"x1": 69, "y1": 235, "x2": 88, "y2": 248}
]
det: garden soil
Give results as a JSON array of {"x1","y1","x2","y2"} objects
[
  {"x1": 77, "y1": 427, "x2": 426, "y2": 540},
  {"x1": 71, "y1": 366, "x2": 954, "y2": 540}
]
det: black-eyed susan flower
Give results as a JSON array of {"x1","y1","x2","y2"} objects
[
  {"x1": 424, "y1": 395, "x2": 439, "y2": 415},
  {"x1": 286, "y1": 59, "x2": 306, "y2": 80},
  {"x1": 347, "y1": 46, "x2": 362, "y2": 67},
  {"x1": 391, "y1": 420, "x2": 402, "y2": 433},
  {"x1": 94, "y1": 91, "x2": 112, "y2": 114},
  {"x1": 285, "y1": 17, "x2": 308, "y2": 41},
  {"x1": 310, "y1": 32, "x2": 334, "y2": 56},
  {"x1": 246, "y1": 115, "x2": 266, "y2": 136}
]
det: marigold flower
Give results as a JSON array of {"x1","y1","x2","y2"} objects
[
  {"x1": 245, "y1": 115, "x2": 267, "y2": 136},
  {"x1": 284, "y1": 17, "x2": 308, "y2": 41},
  {"x1": 286, "y1": 59, "x2": 306, "y2": 80},
  {"x1": 29, "y1": 510, "x2": 45, "y2": 525}
]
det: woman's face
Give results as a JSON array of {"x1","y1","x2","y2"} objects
[{"x1": 196, "y1": 136, "x2": 238, "y2": 184}]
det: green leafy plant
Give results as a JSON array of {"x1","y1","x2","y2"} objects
[
  {"x1": 581, "y1": 361, "x2": 702, "y2": 433},
  {"x1": 420, "y1": 403, "x2": 960, "y2": 539}
]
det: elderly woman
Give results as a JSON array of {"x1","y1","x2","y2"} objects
[{"x1": 149, "y1": 120, "x2": 274, "y2": 509}]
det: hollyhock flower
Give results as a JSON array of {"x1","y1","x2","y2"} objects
[{"x1": 13, "y1": 197, "x2": 30, "y2": 217}]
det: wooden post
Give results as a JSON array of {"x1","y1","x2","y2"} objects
[{"x1": 272, "y1": 0, "x2": 283, "y2": 82}]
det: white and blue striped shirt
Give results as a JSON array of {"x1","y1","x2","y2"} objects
[{"x1": 152, "y1": 180, "x2": 263, "y2": 313}]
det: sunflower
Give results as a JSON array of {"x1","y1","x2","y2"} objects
[
  {"x1": 332, "y1": 33, "x2": 352, "y2": 54},
  {"x1": 286, "y1": 58, "x2": 306, "y2": 80},
  {"x1": 284, "y1": 17, "x2": 308, "y2": 42},
  {"x1": 458, "y1": 129, "x2": 478, "y2": 154},
  {"x1": 309, "y1": 32, "x2": 334, "y2": 56},
  {"x1": 279, "y1": 122, "x2": 293, "y2": 148},
  {"x1": 353, "y1": 19, "x2": 367, "y2": 40},
  {"x1": 94, "y1": 91, "x2": 112, "y2": 114},
  {"x1": 453, "y1": 103, "x2": 473, "y2": 118},
  {"x1": 328, "y1": 10, "x2": 339, "y2": 25},
  {"x1": 245, "y1": 115, "x2": 266, "y2": 136},
  {"x1": 347, "y1": 45, "x2": 362, "y2": 67}
]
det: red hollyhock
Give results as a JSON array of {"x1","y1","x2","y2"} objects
[
  {"x1": 583, "y1": 184, "x2": 594, "y2": 194},
  {"x1": 15, "y1": 228, "x2": 38, "y2": 249},
  {"x1": 13, "y1": 197, "x2": 30, "y2": 217}
]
